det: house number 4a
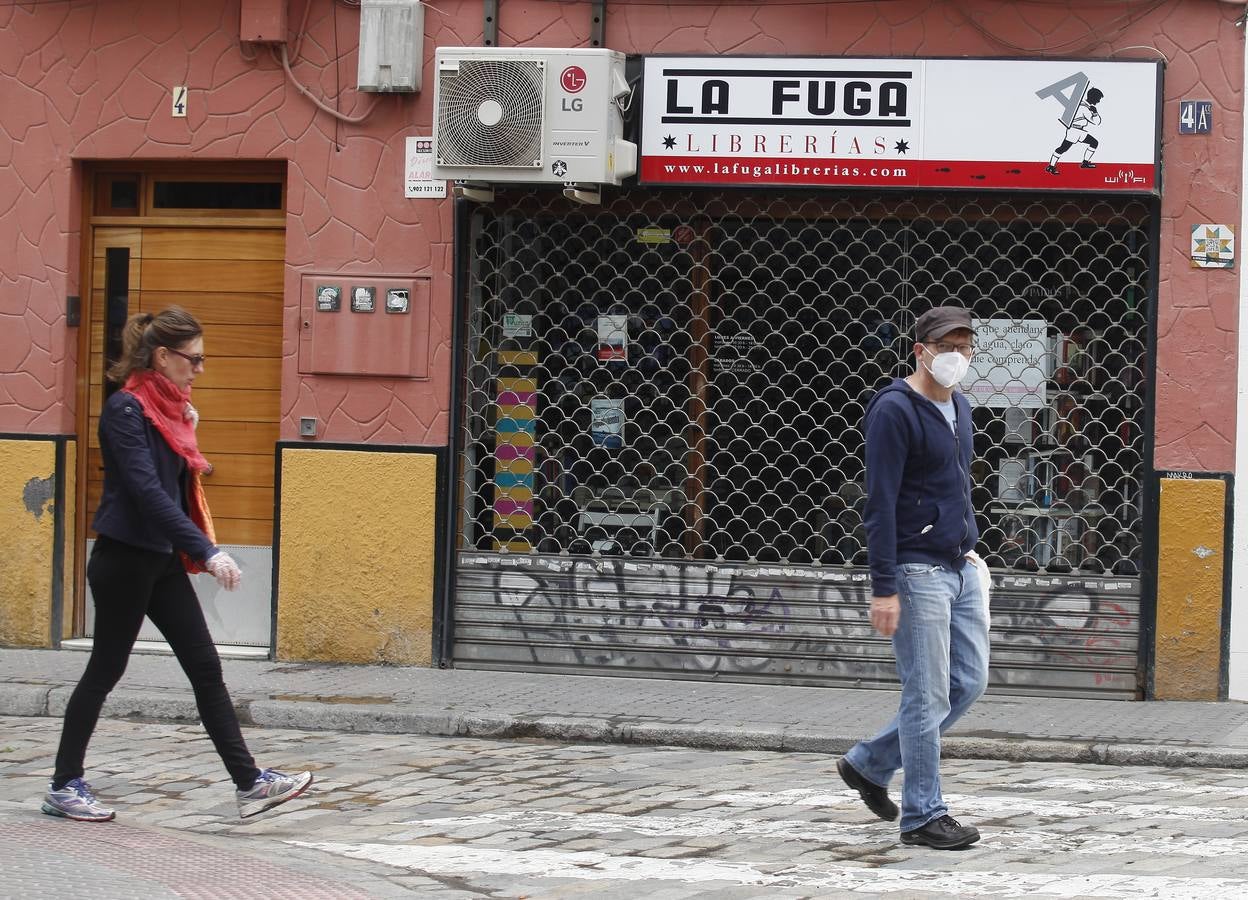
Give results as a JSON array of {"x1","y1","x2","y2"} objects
[
  {"x1": 172, "y1": 86, "x2": 188, "y2": 118},
  {"x1": 1179, "y1": 100, "x2": 1211, "y2": 135}
]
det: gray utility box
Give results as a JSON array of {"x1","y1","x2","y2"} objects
[{"x1": 357, "y1": 0, "x2": 424, "y2": 92}]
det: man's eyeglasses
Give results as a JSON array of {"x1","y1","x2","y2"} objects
[
  {"x1": 926, "y1": 341, "x2": 976, "y2": 357},
  {"x1": 168, "y1": 348, "x2": 207, "y2": 367}
]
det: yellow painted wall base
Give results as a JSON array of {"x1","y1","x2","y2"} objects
[
  {"x1": 276, "y1": 447, "x2": 437, "y2": 665},
  {"x1": 0, "y1": 439, "x2": 57, "y2": 647},
  {"x1": 1154, "y1": 477, "x2": 1226, "y2": 700}
]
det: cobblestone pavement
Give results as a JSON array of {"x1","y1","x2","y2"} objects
[{"x1": 4, "y1": 716, "x2": 1248, "y2": 899}]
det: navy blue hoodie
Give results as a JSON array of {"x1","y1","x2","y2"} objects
[{"x1": 862, "y1": 378, "x2": 978, "y2": 597}]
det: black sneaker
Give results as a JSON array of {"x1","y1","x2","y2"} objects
[
  {"x1": 1044, "y1": 164, "x2": 1059, "y2": 175},
  {"x1": 900, "y1": 814, "x2": 981, "y2": 849},
  {"x1": 1080, "y1": 160, "x2": 1097, "y2": 169},
  {"x1": 836, "y1": 757, "x2": 898, "y2": 821}
]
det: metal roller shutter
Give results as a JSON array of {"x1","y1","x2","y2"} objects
[{"x1": 453, "y1": 190, "x2": 1153, "y2": 699}]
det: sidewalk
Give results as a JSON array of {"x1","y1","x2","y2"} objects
[{"x1": 2, "y1": 647, "x2": 1247, "y2": 768}]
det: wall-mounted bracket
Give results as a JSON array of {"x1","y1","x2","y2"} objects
[
  {"x1": 484, "y1": 0, "x2": 498, "y2": 47},
  {"x1": 591, "y1": 0, "x2": 605, "y2": 48}
]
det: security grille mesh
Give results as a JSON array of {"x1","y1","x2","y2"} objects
[{"x1": 459, "y1": 191, "x2": 1151, "y2": 579}]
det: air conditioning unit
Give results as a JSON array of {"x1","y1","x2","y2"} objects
[{"x1": 432, "y1": 47, "x2": 637, "y2": 189}]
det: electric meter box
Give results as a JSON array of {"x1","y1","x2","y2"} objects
[
  {"x1": 358, "y1": 0, "x2": 424, "y2": 92},
  {"x1": 298, "y1": 274, "x2": 430, "y2": 378}
]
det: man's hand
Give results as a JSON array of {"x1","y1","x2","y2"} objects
[{"x1": 870, "y1": 594, "x2": 900, "y2": 637}]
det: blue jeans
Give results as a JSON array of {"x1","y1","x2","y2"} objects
[{"x1": 845, "y1": 561, "x2": 990, "y2": 831}]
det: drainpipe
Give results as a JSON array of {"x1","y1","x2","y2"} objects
[{"x1": 1231, "y1": 0, "x2": 1248, "y2": 700}]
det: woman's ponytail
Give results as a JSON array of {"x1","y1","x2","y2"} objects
[{"x1": 106, "y1": 308, "x2": 202, "y2": 383}]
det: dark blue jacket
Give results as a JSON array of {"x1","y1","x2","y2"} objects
[
  {"x1": 91, "y1": 390, "x2": 217, "y2": 563},
  {"x1": 862, "y1": 378, "x2": 977, "y2": 597}
]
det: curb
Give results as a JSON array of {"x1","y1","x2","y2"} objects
[{"x1": 3, "y1": 683, "x2": 1246, "y2": 770}]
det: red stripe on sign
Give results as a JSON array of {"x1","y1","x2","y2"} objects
[{"x1": 640, "y1": 156, "x2": 1155, "y2": 191}]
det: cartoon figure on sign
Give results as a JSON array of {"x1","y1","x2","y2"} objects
[{"x1": 1044, "y1": 86, "x2": 1103, "y2": 176}]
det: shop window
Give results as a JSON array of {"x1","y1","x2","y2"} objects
[{"x1": 460, "y1": 192, "x2": 1151, "y2": 578}]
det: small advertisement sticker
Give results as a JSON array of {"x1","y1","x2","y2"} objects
[
  {"x1": 1191, "y1": 224, "x2": 1234, "y2": 269},
  {"x1": 636, "y1": 227, "x2": 672, "y2": 244},
  {"x1": 405, "y1": 136, "x2": 447, "y2": 199},
  {"x1": 503, "y1": 313, "x2": 533, "y2": 338},
  {"x1": 350, "y1": 286, "x2": 376, "y2": 312}
]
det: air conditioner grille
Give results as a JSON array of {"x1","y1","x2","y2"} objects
[{"x1": 438, "y1": 59, "x2": 545, "y2": 168}]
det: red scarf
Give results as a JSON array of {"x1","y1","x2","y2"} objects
[{"x1": 122, "y1": 369, "x2": 216, "y2": 573}]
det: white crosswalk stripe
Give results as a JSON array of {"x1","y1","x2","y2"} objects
[
  {"x1": 292, "y1": 842, "x2": 1248, "y2": 898},
  {"x1": 392, "y1": 809, "x2": 1248, "y2": 858},
  {"x1": 710, "y1": 788, "x2": 1248, "y2": 822},
  {"x1": 1005, "y1": 776, "x2": 1248, "y2": 799}
]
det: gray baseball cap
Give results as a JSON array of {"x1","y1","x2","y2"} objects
[{"x1": 914, "y1": 306, "x2": 973, "y2": 343}]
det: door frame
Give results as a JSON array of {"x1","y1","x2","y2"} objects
[{"x1": 73, "y1": 160, "x2": 288, "y2": 636}]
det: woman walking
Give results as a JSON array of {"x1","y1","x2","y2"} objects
[{"x1": 43, "y1": 307, "x2": 311, "y2": 822}]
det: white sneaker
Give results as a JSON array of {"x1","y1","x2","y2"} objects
[
  {"x1": 236, "y1": 768, "x2": 313, "y2": 818},
  {"x1": 42, "y1": 778, "x2": 116, "y2": 822}
]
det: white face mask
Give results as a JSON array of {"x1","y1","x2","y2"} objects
[{"x1": 923, "y1": 347, "x2": 970, "y2": 388}]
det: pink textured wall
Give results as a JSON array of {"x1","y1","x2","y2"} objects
[
  {"x1": 0, "y1": 0, "x2": 464, "y2": 442},
  {"x1": 0, "y1": 0, "x2": 1243, "y2": 467}
]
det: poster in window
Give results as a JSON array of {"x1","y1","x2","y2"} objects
[
  {"x1": 965, "y1": 318, "x2": 1051, "y2": 409},
  {"x1": 591, "y1": 397, "x2": 625, "y2": 448},
  {"x1": 597, "y1": 315, "x2": 628, "y2": 362}
]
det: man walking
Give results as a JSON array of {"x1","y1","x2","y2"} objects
[{"x1": 836, "y1": 306, "x2": 990, "y2": 850}]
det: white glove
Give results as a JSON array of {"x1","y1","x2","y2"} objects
[
  {"x1": 205, "y1": 551, "x2": 242, "y2": 591},
  {"x1": 184, "y1": 402, "x2": 199, "y2": 430}
]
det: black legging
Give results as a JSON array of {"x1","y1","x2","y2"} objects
[{"x1": 52, "y1": 536, "x2": 260, "y2": 791}]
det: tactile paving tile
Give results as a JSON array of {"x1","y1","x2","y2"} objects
[{"x1": 0, "y1": 811, "x2": 374, "y2": 900}]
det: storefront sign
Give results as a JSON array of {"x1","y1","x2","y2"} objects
[
  {"x1": 965, "y1": 318, "x2": 1051, "y2": 409},
  {"x1": 641, "y1": 57, "x2": 1160, "y2": 192}
]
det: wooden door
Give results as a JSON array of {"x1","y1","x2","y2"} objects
[{"x1": 85, "y1": 225, "x2": 284, "y2": 547}]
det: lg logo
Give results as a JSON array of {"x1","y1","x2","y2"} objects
[
  {"x1": 560, "y1": 66, "x2": 587, "y2": 93},
  {"x1": 561, "y1": 66, "x2": 586, "y2": 111}
]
